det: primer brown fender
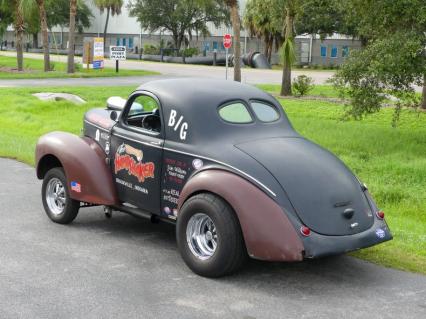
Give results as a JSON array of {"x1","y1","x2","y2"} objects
[
  {"x1": 35, "y1": 132, "x2": 119, "y2": 205},
  {"x1": 178, "y1": 170, "x2": 304, "y2": 262}
]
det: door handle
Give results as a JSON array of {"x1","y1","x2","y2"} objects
[{"x1": 150, "y1": 141, "x2": 163, "y2": 146}]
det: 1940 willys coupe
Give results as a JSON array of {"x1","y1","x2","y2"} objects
[{"x1": 35, "y1": 78, "x2": 392, "y2": 277}]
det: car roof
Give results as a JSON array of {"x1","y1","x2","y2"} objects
[
  {"x1": 134, "y1": 78, "x2": 297, "y2": 145},
  {"x1": 136, "y1": 78, "x2": 275, "y2": 106}
]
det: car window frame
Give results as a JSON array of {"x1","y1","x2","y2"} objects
[
  {"x1": 249, "y1": 99, "x2": 281, "y2": 123},
  {"x1": 217, "y1": 100, "x2": 255, "y2": 125},
  {"x1": 120, "y1": 90, "x2": 165, "y2": 138}
]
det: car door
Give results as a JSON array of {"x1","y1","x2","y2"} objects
[{"x1": 109, "y1": 91, "x2": 164, "y2": 214}]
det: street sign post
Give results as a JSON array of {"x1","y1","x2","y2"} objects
[
  {"x1": 223, "y1": 34, "x2": 232, "y2": 80},
  {"x1": 110, "y1": 46, "x2": 127, "y2": 73}
]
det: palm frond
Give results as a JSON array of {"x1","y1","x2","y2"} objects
[{"x1": 279, "y1": 37, "x2": 296, "y2": 66}]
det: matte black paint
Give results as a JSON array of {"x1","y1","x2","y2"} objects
[
  {"x1": 236, "y1": 137, "x2": 375, "y2": 236},
  {"x1": 79, "y1": 78, "x2": 392, "y2": 256}
]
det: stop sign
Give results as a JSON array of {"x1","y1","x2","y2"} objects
[{"x1": 223, "y1": 34, "x2": 232, "y2": 49}]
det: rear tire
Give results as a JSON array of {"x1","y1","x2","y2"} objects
[
  {"x1": 42, "y1": 167, "x2": 79, "y2": 224},
  {"x1": 176, "y1": 193, "x2": 247, "y2": 277}
]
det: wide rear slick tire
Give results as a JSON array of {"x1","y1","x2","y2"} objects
[
  {"x1": 41, "y1": 167, "x2": 80, "y2": 224},
  {"x1": 177, "y1": 193, "x2": 247, "y2": 278}
]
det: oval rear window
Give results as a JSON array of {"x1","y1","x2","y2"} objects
[
  {"x1": 219, "y1": 102, "x2": 253, "y2": 123},
  {"x1": 251, "y1": 101, "x2": 280, "y2": 122}
]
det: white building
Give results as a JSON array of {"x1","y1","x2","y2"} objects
[
  {"x1": 1, "y1": 0, "x2": 361, "y2": 66},
  {"x1": 75, "y1": 0, "x2": 251, "y2": 53}
]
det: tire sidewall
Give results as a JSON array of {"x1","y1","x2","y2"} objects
[{"x1": 177, "y1": 195, "x2": 239, "y2": 277}]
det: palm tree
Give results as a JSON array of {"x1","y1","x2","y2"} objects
[
  {"x1": 67, "y1": 0, "x2": 77, "y2": 73},
  {"x1": 94, "y1": 0, "x2": 123, "y2": 51},
  {"x1": 243, "y1": 0, "x2": 284, "y2": 63},
  {"x1": 3, "y1": 0, "x2": 25, "y2": 71},
  {"x1": 35, "y1": 0, "x2": 50, "y2": 71},
  {"x1": 280, "y1": 0, "x2": 297, "y2": 96},
  {"x1": 225, "y1": 0, "x2": 241, "y2": 82}
]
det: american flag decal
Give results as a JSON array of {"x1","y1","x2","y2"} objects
[{"x1": 71, "y1": 181, "x2": 81, "y2": 193}]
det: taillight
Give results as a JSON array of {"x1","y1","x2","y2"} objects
[
  {"x1": 376, "y1": 210, "x2": 385, "y2": 219},
  {"x1": 300, "y1": 226, "x2": 311, "y2": 236}
]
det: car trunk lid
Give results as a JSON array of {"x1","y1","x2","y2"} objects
[{"x1": 235, "y1": 137, "x2": 374, "y2": 236}]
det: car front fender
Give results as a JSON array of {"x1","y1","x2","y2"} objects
[
  {"x1": 35, "y1": 131, "x2": 119, "y2": 206},
  {"x1": 178, "y1": 169, "x2": 304, "y2": 262}
]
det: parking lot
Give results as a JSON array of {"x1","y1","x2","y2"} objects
[{"x1": 1, "y1": 158, "x2": 425, "y2": 319}]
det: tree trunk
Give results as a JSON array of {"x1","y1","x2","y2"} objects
[
  {"x1": 263, "y1": 35, "x2": 269, "y2": 57},
  {"x1": 15, "y1": 0, "x2": 24, "y2": 71},
  {"x1": 37, "y1": 0, "x2": 50, "y2": 72},
  {"x1": 280, "y1": 11, "x2": 294, "y2": 96},
  {"x1": 103, "y1": 7, "x2": 110, "y2": 51},
  {"x1": 67, "y1": 0, "x2": 77, "y2": 74},
  {"x1": 267, "y1": 36, "x2": 273, "y2": 63},
  {"x1": 422, "y1": 73, "x2": 426, "y2": 110},
  {"x1": 174, "y1": 33, "x2": 184, "y2": 51},
  {"x1": 32, "y1": 34, "x2": 38, "y2": 49},
  {"x1": 230, "y1": 4, "x2": 241, "y2": 82}
]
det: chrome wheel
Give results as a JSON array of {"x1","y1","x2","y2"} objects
[
  {"x1": 46, "y1": 177, "x2": 66, "y2": 216},
  {"x1": 186, "y1": 213, "x2": 218, "y2": 260}
]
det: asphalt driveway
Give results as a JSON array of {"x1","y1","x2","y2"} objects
[{"x1": 0, "y1": 158, "x2": 425, "y2": 319}]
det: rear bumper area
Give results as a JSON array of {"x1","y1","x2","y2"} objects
[{"x1": 302, "y1": 218, "x2": 392, "y2": 259}]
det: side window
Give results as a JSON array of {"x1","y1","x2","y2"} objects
[
  {"x1": 126, "y1": 95, "x2": 162, "y2": 134},
  {"x1": 251, "y1": 101, "x2": 280, "y2": 122},
  {"x1": 219, "y1": 102, "x2": 253, "y2": 124}
]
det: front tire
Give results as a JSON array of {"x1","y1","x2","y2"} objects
[
  {"x1": 42, "y1": 167, "x2": 79, "y2": 224},
  {"x1": 176, "y1": 193, "x2": 247, "y2": 277}
]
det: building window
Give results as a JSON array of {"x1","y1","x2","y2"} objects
[
  {"x1": 331, "y1": 45, "x2": 338, "y2": 58},
  {"x1": 342, "y1": 46, "x2": 349, "y2": 57},
  {"x1": 213, "y1": 41, "x2": 218, "y2": 51},
  {"x1": 203, "y1": 41, "x2": 210, "y2": 52},
  {"x1": 129, "y1": 38, "x2": 134, "y2": 49},
  {"x1": 122, "y1": 38, "x2": 126, "y2": 47},
  {"x1": 320, "y1": 45, "x2": 327, "y2": 57},
  {"x1": 116, "y1": 38, "x2": 120, "y2": 46}
]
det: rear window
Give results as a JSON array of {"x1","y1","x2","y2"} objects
[
  {"x1": 219, "y1": 102, "x2": 253, "y2": 123},
  {"x1": 251, "y1": 101, "x2": 280, "y2": 122}
]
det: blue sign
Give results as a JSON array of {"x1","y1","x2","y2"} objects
[{"x1": 93, "y1": 60, "x2": 103, "y2": 69}]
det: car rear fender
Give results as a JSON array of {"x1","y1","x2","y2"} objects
[
  {"x1": 35, "y1": 131, "x2": 119, "y2": 206},
  {"x1": 178, "y1": 169, "x2": 304, "y2": 262}
]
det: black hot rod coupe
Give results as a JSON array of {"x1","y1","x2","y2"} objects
[{"x1": 35, "y1": 78, "x2": 392, "y2": 277}]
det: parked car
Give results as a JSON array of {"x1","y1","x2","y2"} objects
[{"x1": 35, "y1": 78, "x2": 392, "y2": 277}]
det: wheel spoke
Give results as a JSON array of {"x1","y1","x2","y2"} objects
[
  {"x1": 46, "y1": 178, "x2": 66, "y2": 216},
  {"x1": 186, "y1": 213, "x2": 218, "y2": 260}
]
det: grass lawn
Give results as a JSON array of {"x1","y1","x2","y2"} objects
[
  {"x1": 271, "y1": 64, "x2": 338, "y2": 72},
  {"x1": 0, "y1": 54, "x2": 159, "y2": 79},
  {"x1": 0, "y1": 85, "x2": 424, "y2": 275},
  {"x1": 257, "y1": 83, "x2": 340, "y2": 98}
]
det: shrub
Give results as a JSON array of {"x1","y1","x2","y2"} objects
[
  {"x1": 181, "y1": 47, "x2": 199, "y2": 57},
  {"x1": 292, "y1": 75, "x2": 314, "y2": 96},
  {"x1": 143, "y1": 44, "x2": 160, "y2": 55}
]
